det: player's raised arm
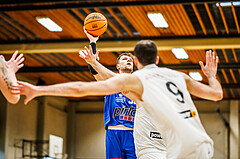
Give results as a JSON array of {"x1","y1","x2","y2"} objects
[
  {"x1": 182, "y1": 50, "x2": 223, "y2": 101},
  {"x1": 79, "y1": 27, "x2": 117, "y2": 81},
  {"x1": 0, "y1": 51, "x2": 24, "y2": 104}
]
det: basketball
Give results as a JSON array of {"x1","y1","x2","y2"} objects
[{"x1": 84, "y1": 12, "x2": 107, "y2": 37}]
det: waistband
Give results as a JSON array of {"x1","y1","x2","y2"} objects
[{"x1": 107, "y1": 125, "x2": 133, "y2": 130}]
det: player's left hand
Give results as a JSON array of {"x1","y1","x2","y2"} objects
[
  {"x1": 199, "y1": 50, "x2": 219, "y2": 78},
  {"x1": 79, "y1": 45, "x2": 100, "y2": 65}
]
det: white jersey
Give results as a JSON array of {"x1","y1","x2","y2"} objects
[
  {"x1": 134, "y1": 104, "x2": 166, "y2": 159},
  {"x1": 133, "y1": 64, "x2": 213, "y2": 159}
]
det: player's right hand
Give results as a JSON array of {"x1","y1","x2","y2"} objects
[
  {"x1": 83, "y1": 26, "x2": 99, "y2": 43},
  {"x1": 199, "y1": 50, "x2": 218, "y2": 78},
  {"x1": 11, "y1": 81, "x2": 37, "y2": 105}
]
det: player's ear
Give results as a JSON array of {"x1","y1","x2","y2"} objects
[
  {"x1": 133, "y1": 56, "x2": 138, "y2": 67},
  {"x1": 156, "y1": 56, "x2": 159, "y2": 65},
  {"x1": 116, "y1": 64, "x2": 120, "y2": 70}
]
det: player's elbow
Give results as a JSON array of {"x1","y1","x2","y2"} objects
[{"x1": 213, "y1": 91, "x2": 223, "y2": 101}]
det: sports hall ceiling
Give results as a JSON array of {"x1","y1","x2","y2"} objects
[{"x1": 0, "y1": 0, "x2": 239, "y2": 101}]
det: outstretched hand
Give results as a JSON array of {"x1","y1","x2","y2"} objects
[
  {"x1": 199, "y1": 50, "x2": 219, "y2": 78},
  {"x1": 1, "y1": 50, "x2": 24, "y2": 73},
  {"x1": 79, "y1": 45, "x2": 100, "y2": 65},
  {"x1": 11, "y1": 81, "x2": 37, "y2": 105}
]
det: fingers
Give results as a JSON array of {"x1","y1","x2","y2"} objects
[
  {"x1": 17, "y1": 63, "x2": 24, "y2": 70},
  {"x1": 17, "y1": 57, "x2": 24, "y2": 65},
  {"x1": 17, "y1": 81, "x2": 27, "y2": 86},
  {"x1": 16, "y1": 53, "x2": 24, "y2": 62},
  {"x1": 24, "y1": 98, "x2": 31, "y2": 105},
  {"x1": 0, "y1": 55, "x2": 6, "y2": 62},
  {"x1": 10, "y1": 85, "x2": 23, "y2": 94},
  {"x1": 96, "y1": 50, "x2": 100, "y2": 58},
  {"x1": 79, "y1": 50, "x2": 86, "y2": 59},
  {"x1": 199, "y1": 61, "x2": 204, "y2": 70},
  {"x1": 206, "y1": 50, "x2": 217, "y2": 66},
  {"x1": 89, "y1": 45, "x2": 93, "y2": 56},
  {"x1": 216, "y1": 56, "x2": 219, "y2": 64},
  {"x1": 10, "y1": 50, "x2": 18, "y2": 61},
  {"x1": 84, "y1": 46, "x2": 90, "y2": 55}
]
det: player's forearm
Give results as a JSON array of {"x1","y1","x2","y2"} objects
[
  {"x1": 90, "y1": 61, "x2": 117, "y2": 79},
  {"x1": 34, "y1": 80, "x2": 121, "y2": 98},
  {"x1": 33, "y1": 82, "x2": 87, "y2": 98},
  {"x1": 88, "y1": 41, "x2": 116, "y2": 79},
  {"x1": 206, "y1": 76, "x2": 223, "y2": 100}
]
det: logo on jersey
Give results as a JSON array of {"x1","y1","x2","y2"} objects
[
  {"x1": 179, "y1": 110, "x2": 196, "y2": 119},
  {"x1": 116, "y1": 93, "x2": 126, "y2": 103},
  {"x1": 128, "y1": 100, "x2": 136, "y2": 105},
  {"x1": 150, "y1": 132, "x2": 163, "y2": 139},
  {"x1": 113, "y1": 106, "x2": 136, "y2": 121}
]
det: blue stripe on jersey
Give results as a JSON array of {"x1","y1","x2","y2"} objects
[{"x1": 104, "y1": 93, "x2": 136, "y2": 129}]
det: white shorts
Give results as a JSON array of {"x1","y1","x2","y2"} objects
[{"x1": 185, "y1": 142, "x2": 213, "y2": 159}]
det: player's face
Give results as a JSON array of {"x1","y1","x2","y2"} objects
[{"x1": 117, "y1": 55, "x2": 133, "y2": 73}]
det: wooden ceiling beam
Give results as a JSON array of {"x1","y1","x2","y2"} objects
[
  {"x1": 0, "y1": 1, "x2": 230, "y2": 12},
  {"x1": 2, "y1": 37, "x2": 240, "y2": 53},
  {"x1": 106, "y1": 8, "x2": 133, "y2": 37},
  {"x1": 231, "y1": 2, "x2": 240, "y2": 34},
  {"x1": 204, "y1": 3, "x2": 218, "y2": 35},
  {"x1": 192, "y1": 4, "x2": 207, "y2": 35},
  {"x1": 218, "y1": 2, "x2": 229, "y2": 34}
]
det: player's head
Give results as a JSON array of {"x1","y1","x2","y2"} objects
[
  {"x1": 116, "y1": 52, "x2": 134, "y2": 73},
  {"x1": 133, "y1": 40, "x2": 159, "y2": 68}
]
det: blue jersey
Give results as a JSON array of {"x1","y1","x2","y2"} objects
[{"x1": 104, "y1": 93, "x2": 136, "y2": 129}]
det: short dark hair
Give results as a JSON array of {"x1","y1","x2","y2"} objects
[
  {"x1": 116, "y1": 52, "x2": 134, "y2": 64},
  {"x1": 133, "y1": 40, "x2": 157, "y2": 65}
]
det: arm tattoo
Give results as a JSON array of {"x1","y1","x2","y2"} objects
[{"x1": 0, "y1": 58, "x2": 13, "y2": 89}]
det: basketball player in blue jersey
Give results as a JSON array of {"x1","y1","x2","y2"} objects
[
  {"x1": 79, "y1": 28, "x2": 137, "y2": 159},
  {"x1": 15, "y1": 40, "x2": 223, "y2": 158},
  {"x1": 0, "y1": 51, "x2": 24, "y2": 104}
]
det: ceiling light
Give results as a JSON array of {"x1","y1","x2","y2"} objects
[
  {"x1": 171, "y1": 48, "x2": 188, "y2": 59},
  {"x1": 36, "y1": 17, "x2": 62, "y2": 32},
  {"x1": 216, "y1": 2, "x2": 240, "y2": 7},
  {"x1": 189, "y1": 72, "x2": 203, "y2": 81},
  {"x1": 147, "y1": 13, "x2": 168, "y2": 28}
]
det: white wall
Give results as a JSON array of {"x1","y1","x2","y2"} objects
[
  {"x1": 5, "y1": 97, "x2": 38, "y2": 159},
  {"x1": 75, "y1": 113, "x2": 105, "y2": 159},
  {"x1": 200, "y1": 113, "x2": 229, "y2": 159},
  {"x1": 44, "y1": 97, "x2": 68, "y2": 154},
  {"x1": 4, "y1": 96, "x2": 68, "y2": 159}
]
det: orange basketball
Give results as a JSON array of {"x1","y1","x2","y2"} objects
[{"x1": 84, "y1": 12, "x2": 107, "y2": 37}]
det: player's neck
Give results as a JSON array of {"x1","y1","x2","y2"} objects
[{"x1": 119, "y1": 69, "x2": 132, "y2": 74}]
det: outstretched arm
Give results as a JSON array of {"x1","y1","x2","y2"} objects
[
  {"x1": 80, "y1": 28, "x2": 117, "y2": 81},
  {"x1": 12, "y1": 74, "x2": 143, "y2": 105},
  {"x1": 0, "y1": 51, "x2": 24, "y2": 104},
  {"x1": 183, "y1": 50, "x2": 223, "y2": 101}
]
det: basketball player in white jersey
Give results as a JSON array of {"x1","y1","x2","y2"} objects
[
  {"x1": 14, "y1": 40, "x2": 222, "y2": 158},
  {"x1": 0, "y1": 50, "x2": 24, "y2": 104},
  {"x1": 80, "y1": 30, "x2": 166, "y2": 159}
]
